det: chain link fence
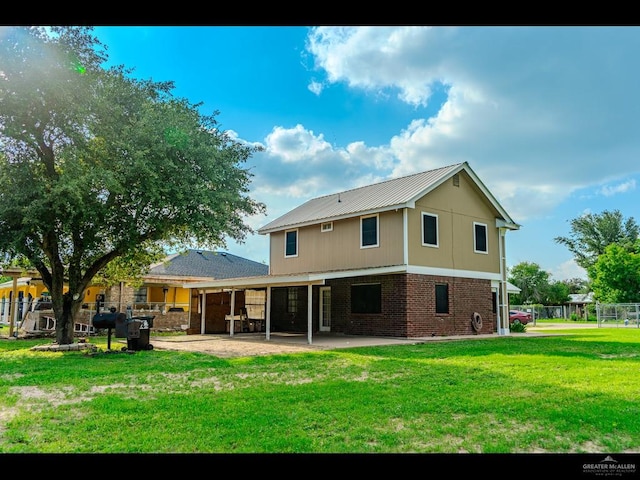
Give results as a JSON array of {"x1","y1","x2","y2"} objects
[
  {"x1": 595, "y1": 303, "x2": 640, "y2": 328},
  {"x1": 511, "y1": 302, "x2": 640, "y2": 328}
]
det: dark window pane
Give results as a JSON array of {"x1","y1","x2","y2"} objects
[
  {"x1": 423, "y1": 214, "x2": 437, "y2": 245},
  {"x1": 351, "y1": 284, "x2": 381, "y2": 313},
  {"x1": 475, "y1": 224, "x2": 487, "y2": 252},
  {"x1": 286, "y1": 230, "x2": 297, "y2": 256},
  {"x1": 287, "y1": 288, "x2": 298, "y2": 314},
  {"x1": 362, "y1": 216, "x2": 377, "y2": 246},
  {"x1": 435, "y1": 284, "x2": 449, "y2": 314}
]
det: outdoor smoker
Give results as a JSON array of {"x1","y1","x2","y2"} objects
[{"x1": 91, "y1": 295, "x2": 155, "y2": 351}]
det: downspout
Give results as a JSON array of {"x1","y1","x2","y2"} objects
[
  {"x1": 403, "y1": 208, "x2": 409, "y2": 266},
  {"x1": 498, "y1": 227, "x2": 510, "y2": 336}
]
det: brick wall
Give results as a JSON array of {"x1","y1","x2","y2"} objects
[
  {"x1": 405, "y1": 274, "x2": 494, "y2": 337},
  {"x1": 328, "y1": 273, "x2": 495, "y2": 338}
]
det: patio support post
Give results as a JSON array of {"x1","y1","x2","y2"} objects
[
  {"x1": 229, "y1": 289, "x2": 236, "y2": 337},
  {"x1": 199, "y1": 290, "x2": 206, "y2": 334},
  {"x1": 307, "y1": 284, "x2": 313, "y2": 345},
  {"x1": 266, "y1": 286, "x2": 271, "y2": 341},
  {"x1": 9, "y1": 276, "x2": 17, "y2": 337}
]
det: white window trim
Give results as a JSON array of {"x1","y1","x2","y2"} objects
[
  {"x1": 321, "y1": 222, "x2": 333, "y2": 232},
  {"x1": 473, "y1": 221, "x2": 488, "y2": 254},
  {"x1": 360, "y1": 214, "x2": 379, "y2": 249},
  {"x1": 421, "y1": 212, "x2": 439, "y2": 248},
  {"x1": 284, "y1": 228, "x2": 299, "y2": 258}
]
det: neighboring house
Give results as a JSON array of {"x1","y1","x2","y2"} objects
[
  {"x1": 0, "y1": 250, "x2": 268, "y2": 334},
  {"x1": 566, "y1": 292, "x2": 595, "y2": 320},
  {"x1": 187, "y1": 162, "x2": 520, "y2": 342}
]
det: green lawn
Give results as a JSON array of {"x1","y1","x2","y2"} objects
[{"x1": 1, "y1": 325, "x2": 640, "y2": 454}]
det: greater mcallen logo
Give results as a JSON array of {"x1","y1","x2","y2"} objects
[{"x1": 583, "y1": 456, "x2": 637, "y2": 476}]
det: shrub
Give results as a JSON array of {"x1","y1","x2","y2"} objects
[{"x1": 510, "y1": 320, "x2": 527, "y2": 333}]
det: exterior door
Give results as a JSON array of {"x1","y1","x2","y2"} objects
[{"x1": 319, "y1": 287, "x2": 331, "y2": 332}]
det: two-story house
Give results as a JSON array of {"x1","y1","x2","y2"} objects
[{"x1": 186, "y1": 162, "x2": 520, "y2": 342}]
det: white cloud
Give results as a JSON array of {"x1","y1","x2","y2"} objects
[
  {"x1": 551, "y1": 259, "x2": 587, "y2": 282},
  {"x1": 599, "y1": 179, "x2": 637, "y2": 197},
  {"x1": 307, "y1": 80, "x2": 323, "y2": 95},
  {"x1": 305, "y1": 26, "x2": 640, "y2": 223}
]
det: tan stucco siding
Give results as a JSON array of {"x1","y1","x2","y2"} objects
[
  {"x1": 407, "y1": 171, "x2": 501, "y2": 274},
  {"x1": 268, "y1": 210, "x2": 404, "y2": 275}
]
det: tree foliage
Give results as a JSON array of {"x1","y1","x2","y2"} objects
[
  {"x1": 554, "y1": 209, "x2": 639, "y2": 270},
  {"x1": 508, "y1": 261, "x2": 571, "y2": 305},
  {"x1": 560, "y1": 277, "x2": 590, "y2": 294},
  {"x1": 545, "y1": 281, "x2": 570, "y2": 305},
  {"x1": 508, "y1": 261, "x2": 550, "y2": 305},
  {"x1": 0, "y1": 27, "x2": 265, "y2": 344},
  {"x1": 588, "y1": 242, "x2": 640, "y2": 303}
]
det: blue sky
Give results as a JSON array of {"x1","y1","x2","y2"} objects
[{"x1": 88, "y1": 26, "x2": 640, "y2": 281}]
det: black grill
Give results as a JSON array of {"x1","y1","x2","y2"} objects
[{"x1": 91, "y1": 302, "x2": 154, "y2": 351}]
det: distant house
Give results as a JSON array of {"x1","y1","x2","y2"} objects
[
  {"x1": 567, "y1": 292, "x2": 595, "y2": 320},
  {"x1": 0, "y1": 250, "x2": 268, "y2": 334},
  {"x1": 187, "y1": 162, "x2": 521, "y2": 342}
]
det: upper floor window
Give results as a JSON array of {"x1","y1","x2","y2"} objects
[
  {"x1": 285, "y1": 229, "x2": 298, "y2": 257},
  {"x1": 474, "y1": 222, "x2": 488, "y2": 254},
  {"x1": 321, "y1": 222, "x2": 333, "y2": 232},
  {"x1": 361, "y1": 214, "x2": 379, "y2": 248},
  {"x1": 422, "y1": 212, "x2": 439, "y2": 247}
]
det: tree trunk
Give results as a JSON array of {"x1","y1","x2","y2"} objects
[{"x1": 55, "y1": 297, "x2": 77, "y2": 345}]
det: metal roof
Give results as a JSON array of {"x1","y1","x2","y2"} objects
[{"x1": 258, "y1": 162, "x2": 518, "y2": 234}]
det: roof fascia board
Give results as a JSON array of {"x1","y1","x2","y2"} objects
[
  {"x1": 185, "y1": 265, "x2": 408, "y2": 290},
  {"x1": 496, "y1": 218, "x2": 519, "y2": 230},
  {"x1": 142, "y1": 275, "x2": 216, "y2": 284}
]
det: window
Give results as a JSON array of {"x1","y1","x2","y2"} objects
[
  {"x1": 321, "y1": 222, "x2": 333, "y2": 232},
  {"x1": 285, "y1": 229, "x2": 298, "y2": 257},
  {"x1": 351, "y1": 284, "x2": 381, "y2": 314},
  {"x1": 422, "y1": 212, "x2": 438, "y2": 247},
  {"x1": 361, "y1": 215, "x2": 379, "y2": 248},
  {"x1": 133, "y1": 287, "x2": 147, "y2": 303},
  {"x1": 287, "y1": 288, "x2": 298, "y2": 314},
  {"x1": 133, "y1": 287, "x2": 148, "y2": 308},
  {"x1": 435, "y1": 284, "x2": 449, "y2": 314},
  {"x1": 474, "y1": 222, "x2": 488, "y2": 253},
  {"x1": 453, "y1": 173, "x2": 460, "y2": 187}
]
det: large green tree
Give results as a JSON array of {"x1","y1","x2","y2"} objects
[
  {"x1": 588, "y1": 242, "x2": 640, "y2": 303},
  {"x1": 508, "y1": 261, "x2": 551, "y2": 305},
  {"x1": 0, "y1": 27, "x2": 265, "y2": 344},
  {"x1": 554, "y1": 209, "x2": 639, "y2": 270},
  {"x1": 509, "y1": 262, "x2": 570, "y2": 306}
]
